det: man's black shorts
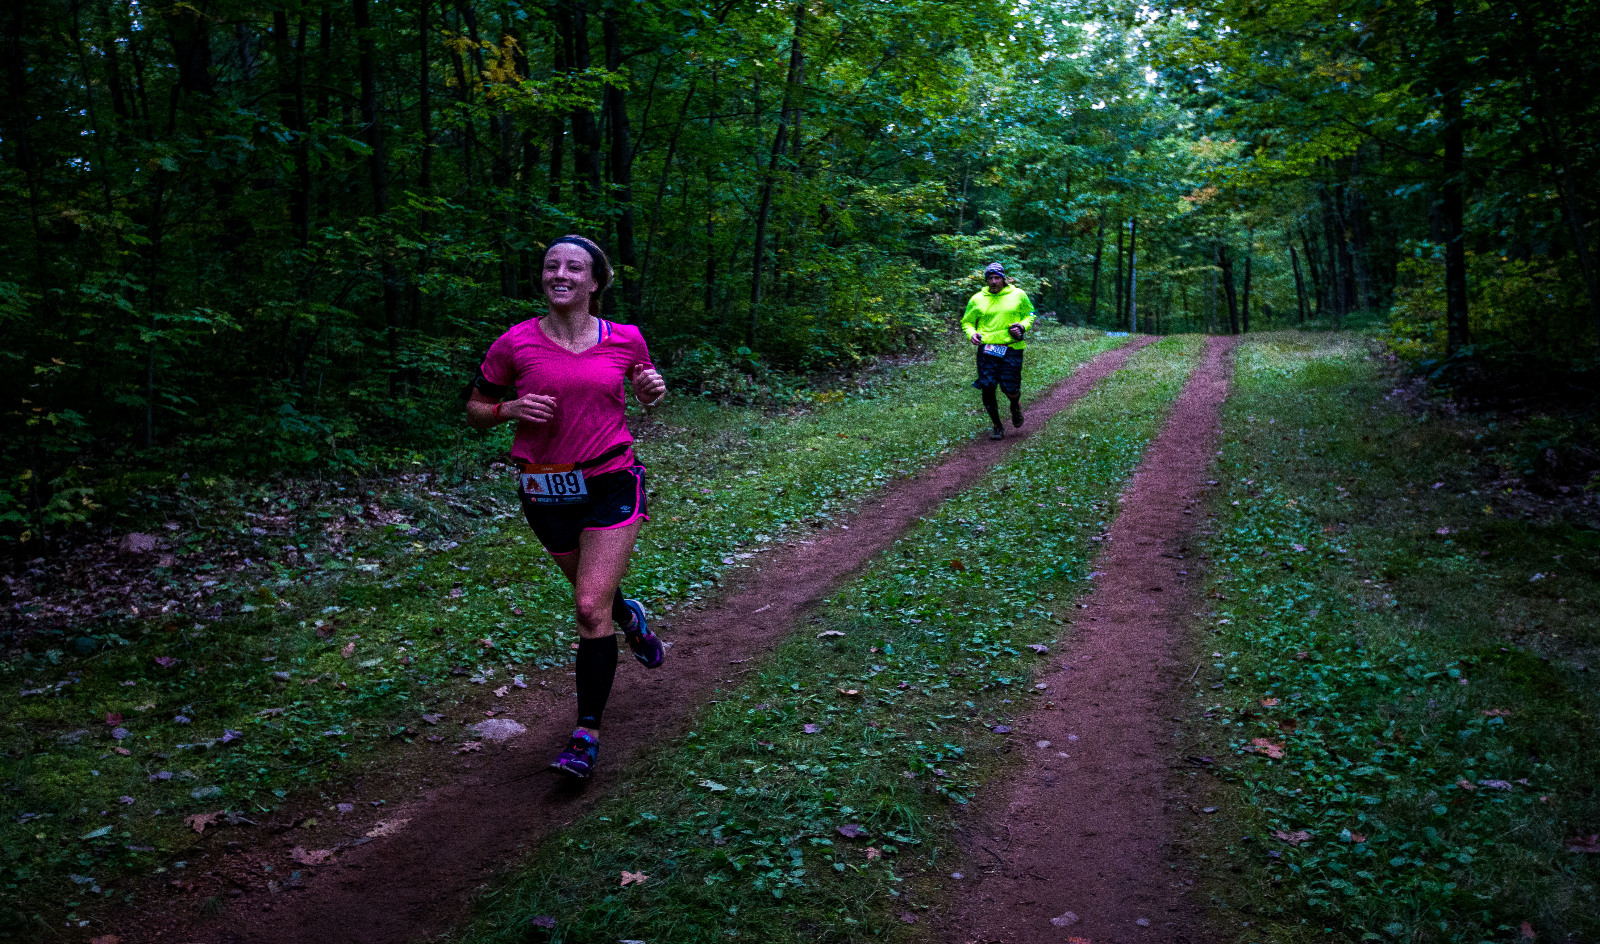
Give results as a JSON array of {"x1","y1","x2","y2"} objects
[
  {"x1": 520, "y1": 465, "x2": 648, "y2": 556},
  {"x1": 973, "y1": 346, "x2": 1024, "y2": 395}
]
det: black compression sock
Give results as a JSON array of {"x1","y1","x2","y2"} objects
[
  {"x1": 611, "y1": 589, "x2": 635, "y2": 631},
  {"x1": 575, "y1": 635, "x2": 619, "y2": 729},
  {"x1": 981, "y1": 386, "x2": 1002, "y2": 428}
]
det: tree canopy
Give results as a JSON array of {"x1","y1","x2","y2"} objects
[{"x1": 3, "y1": 0, "x2": 1596, "y2": 543}]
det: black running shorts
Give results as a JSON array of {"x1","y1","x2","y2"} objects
[
  {"x1": 520, "y1": 465, "x2": 649, "y2": 556},
  {"x1": 973, "y1": 346, "x2": 1024, "y2": 395}
]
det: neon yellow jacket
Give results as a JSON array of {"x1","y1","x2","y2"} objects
[{"x1": 961, "y1": 284, "x2": 1037, "y2": 349}]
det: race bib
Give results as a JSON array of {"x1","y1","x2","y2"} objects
[
  {"x1": 518, "y1": 463, "x2": 589, "y2": 504},
  {"x1": 983, "y1": 343, "x2": 1010, "y2": 358}
]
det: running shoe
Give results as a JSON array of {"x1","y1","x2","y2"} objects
[
  {"x1": 989, "y1": 427, "x2": 1005, "y2": 440},
  {"x1": 1011, "y1": 401, "x2": 1025, "y2": 429},
  {"x1": 621, "y1": 598, "x2": 665, "y2": 669},
  {"x1": 550, "y1": 730, "x2": 599, "y2": 779}
]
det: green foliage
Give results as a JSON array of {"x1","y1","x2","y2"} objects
[{"x1": 1189, "y1": 333, "x2": 1600, "y2": 943}]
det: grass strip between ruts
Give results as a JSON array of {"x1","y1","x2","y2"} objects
[
  {"x1": 1, "y1": 327, "x2": 1122, "y2": 933},
  {"x1": 1185, "y1": 333, "x2": 1599, "y2": 944},
  {"x1": 449, "y1": 336, "x2": 1204, "y2": 944}
]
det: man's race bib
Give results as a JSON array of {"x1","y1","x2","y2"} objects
[
  {"x1": 519, "y1": 463, "x2": 589, "y2": 504},
  {"x1": 983, "y1": 343, "x2": 1010, "y2": 358}
]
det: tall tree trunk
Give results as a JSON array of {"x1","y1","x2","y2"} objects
[
  {"x1": 1436, "y1": 0, "x2": 1468, "y2": 352},
  {"x1": 1288, "y1": 233, "x2": 1308, "y2": 323},
  {"x1": 1114, "y1": 221, "x2": 1125, "y2": 327},
  {"x1": 748, "y1": 1, "x2": 805, "y2": 345},
  {"x1": 640, "y1": 74, "x2": 698, "y2": 289},
  {"x1": 1319, "y1": 185, "x2": 1346, "y2": 326},
  {"x1": 1528, "y1": 50, "x2": 1600, "y2": 330},
  {"x1": 568, "y1": 0, "x2": 601, "y2": 201},
  {"x1": 1346, "y1": 153, "x2": 1377, "y2": 309},
  {"x1": 1087, "y1": 212, "x2": 1106, "y2": 325},
  {"x1": 1125, "y1": 217, "x2": 1137, "y2": 334},
  {"x1": 1218, "y1": 242, "x2": 1240, "y2": 335},
  {"x1": 603, "y1": 7, "x2": 639, "y2": 321},
  {"x1": 1299, "y1": 222, "x2": 1324, "y2": 317},
  {"x1": 1241, "y1": 243, "x2": 1252, "y2": 334},
  {"x1": 354, "y1": 0, "x2": 402, "y2": 391},
  {"x1": 704, "y1": 66, "x2": 719, "y2": 319}
]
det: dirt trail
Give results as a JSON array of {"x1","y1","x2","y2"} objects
[
  {"x1": 936, "y1": 335, "x2": 1237, "y2": 944},
  {"x1": 124, "y1": 337, "x2": 1155, "y2": 944}
]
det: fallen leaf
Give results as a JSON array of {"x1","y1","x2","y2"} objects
[
  {"x1": 949, "y1": 559, "x2": 965, "y2": 572},
  {"x1": 991, "y1": 725, "x2": 1012, "y2": 734},
  {"x1": 837, "y1": 688, "x2": 860, "y2": 697},
  {"x1": 620, "y1": 870, "x2": 648, "y2": 887},
  {"x1": 1350, "y1": 831, "x2": 1367, "y2": 843},
  {"x1": 185, "y1": 811, "x2": 221, "y2": 834},
  {"x1": 1456, "y1": 779, "x2": 1477, "y2": 791},
  {"x1": 803, "y1": 723, "x2": 820, "y2": 733},
  {"x1": 699, "y1": 780, "x2": 729, "y2": 792},
  {"x1": 110, "y1": 726, "x2": 130, "y2": 740},
  {"x1": 493, "y1": 686, "x2": 509, "y2": 697},
  {"x1": 1565, "y1": 834, "x2": 1600, "y2": 853},
  {"x1": 1293, "y1": 651, "x2": 1311, "y2": 661},
  {"x1": 864, "y1": 847, "x2": 881, "y2": 860},
  {"x1": 1478, "y1": 779, "x2": 1513, "y2": 791},
  {"x1": 1050, "y1": 910, "x2": 1081, "y2": 928},
  {"x1": 477, "y1": 637, "x2": 496, "y2": 648},
  {"x1": 1482, "y1": 708, "x2": 1512, "y2": 718},
  {"x1": 113, "y1": 746, "x2": 131, "y2": 756},
  {"x1": 836, "y1": 824, "x2": 867, "y2": 839},
  {"x1": 1068, "y1": 938, "x2": 1093, "y2": 944},
  {"x1": 816, "y1": 630, "x2": 845, "y2": 638},
  {"x1": 290, "y1": 846, "x2": 335, "y2": 866},
  {"x1": 105, "y1": 712, "x2": 123, "y2": 725},
  {"x1": 421, "y1": 713, "x2": 443, "y2": 725},
  {"x1": 1273, "y1": 829, "x2": 1310, "y2": 846},
  {"x1": 1249, "y1": 738, "x2": 1285, "y2": 759},
  {"x1": 456, "y1": 741, "x2": 482, "y2": 753},
  {"x1": 341, "y1": 642, "x2": 355, "y2": 659},
  {"x1": 154, "y1": 656, "x2": 179, "y2": 667},
  {"x1": 899, "y1": 913, "x2": 918, "y2": 924},
  {"x1": 529, "y1": 916, "x2": 556, "y2": 929},
  {"x1": 90, "y1": 936, "x2": 121, "y2": 944},
  {"x1": 1521, "y1": 922, "x2": 1536, "y2": 940},
  {"x1": 365, "y1": 819, "x2": 409, "y2": 838},
  {"x1": 1027, "y1": 643, "x2": 1049, "y2": 654},
  {"x1": 1260, "y1": 698, "x2": 1280, "y2": 707}
]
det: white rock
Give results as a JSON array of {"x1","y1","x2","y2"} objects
[{"x1": 468, "y1": 718, "x2": 527, "y2": 741}]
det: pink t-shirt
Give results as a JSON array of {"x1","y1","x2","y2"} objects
[{"x1": 479, "y1": 318, "x2": 654, "y2": 476}]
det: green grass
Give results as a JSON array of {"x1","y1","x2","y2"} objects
[
  {"x1": 0, "y1": 326, "x2": 1121, "y2": 937},
  {"x1": 446, "y1": 336, "x2": 1204, "y2": 944},
  {"x1": 1187, "y1": 332, "x2": 1600, "y2": 944}
]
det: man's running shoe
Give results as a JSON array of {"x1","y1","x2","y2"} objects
[
  {"x1": 621, "y1": 598, "x2": 664, "y2": 669},
  {"x1": 550, "y1": 730, "x2": 599, "y2": 779},
  {"x1": 1011, "y1": 402, "x2": 1025, "y2": 428},
  {"x1": 989, "y1": 427, "x2": 1005, "y2": 440}
]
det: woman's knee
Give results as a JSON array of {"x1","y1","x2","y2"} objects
[{"x1": 574, "y1": 595, "x2": 614, "y2": 637}]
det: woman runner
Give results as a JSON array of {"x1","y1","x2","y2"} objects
[
  {"x1": 962, "y1": 261, "x2": 1036, "y2": 439},
  {"x1": 465, "y1": 235, "x2": 668, "y2": 779}
]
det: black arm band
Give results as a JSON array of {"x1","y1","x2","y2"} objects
[{"x1": 471, "y1": 370, "x2": 513, "y2": 400}]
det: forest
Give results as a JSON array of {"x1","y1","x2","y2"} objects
[
  {"x1": 3, "y1": 0, "x2": 1594, "y2": 544},
  {"x1": 2, "y1": 1, "x2": 1599, "y2": 942}
]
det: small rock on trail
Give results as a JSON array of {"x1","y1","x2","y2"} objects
[{"x1": 468, "y1": 718, "x2": 527, "y2": 741}]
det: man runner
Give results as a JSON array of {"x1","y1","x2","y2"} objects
[
  {"x1": 465, "y1": 234, "x2": 667, "y2": 780},
  {"x1": 963, "y1": 261, "x2": 1036, "y2": 440}
]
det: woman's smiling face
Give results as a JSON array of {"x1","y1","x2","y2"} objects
[{"x1": 543, "y1": 243, "x2": 597, "y2": 307}]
